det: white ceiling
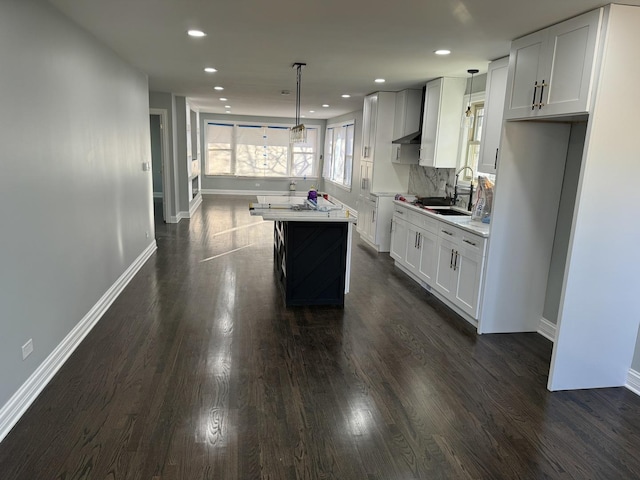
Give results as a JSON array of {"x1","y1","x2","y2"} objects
[{"x1": 48, "y1": 0, "x2": 633, "y2": 120}]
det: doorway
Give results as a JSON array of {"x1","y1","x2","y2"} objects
[{"x1": 149, "y1": 108, "x2": 171, "y2": 225}]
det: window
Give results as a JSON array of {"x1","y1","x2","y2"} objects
[
  {"x1": 205, "y1": 122, "x2": 319, "y2": 177},
  {"x1": 323, "y1": 120, "x2": 355, "y2": 189},
  {"x1": 458, "y1": 98, "x2": 485, "y2": 183}
]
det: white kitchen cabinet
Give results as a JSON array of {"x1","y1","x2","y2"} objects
[
  {"x1": 390, "y1": 211, "x2": 408, "y2": 262},
  {"x1": 357, "y1": 92, "x2": 412, "y2": 253},
  {"x1": 390, "y1": 202, "x2": 486, "y2": 320},
  {"x1": 357, "y1": 197, "x2": 375, "y2": 244},
  {"x1": 419, "y1": 77, "x2": 467, "y2": 168},
  {"x1": 434, "y1": 224, "x2": 487, "y2": 319},
  {"x1": 480, "y1": 4, "x2": 640, "y2": 392},
  {"x1": 478, "y1": 57, "x2": 508, "y2": 175},
  {"x1": 357, "y1": 193, "x2": 395, "y2": 252},
  {"x1": 504, "y1": 8, "x2": 603, "y2": 120},
  {"x1": 359, "y1": 92, "x2": 411, "y2": 193}
]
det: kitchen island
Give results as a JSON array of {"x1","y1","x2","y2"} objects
[{"x1": 249, "y1": 195, "x2": 356, "y2": 307}]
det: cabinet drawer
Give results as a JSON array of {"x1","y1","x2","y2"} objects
[
  {"x1": 407, "y1": 210, "x2": 439, "y2": 234},
  {"x1": 438, "y1": 224, "x2": 486, "y2": 257}
]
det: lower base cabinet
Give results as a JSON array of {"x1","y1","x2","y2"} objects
[
  {"x1": 434, "y1": 225, "x2": 485, "y2": 318},
  {"x1": 391, "y1": 203, "x2": 487, "y2": 322}
]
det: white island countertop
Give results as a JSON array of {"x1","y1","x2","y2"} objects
[{"x1": 250, "y1": 195, "x2": 355, "y2": 222}]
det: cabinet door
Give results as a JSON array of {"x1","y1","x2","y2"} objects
[
  {"x1": 504, "y1": 30, "x2": 547, "y2": 119},
  {"x1": 434, "y1": 236, "x2": 456, "y2": 297},
  {"x1": 541, "y1": 8, "x2": 602, "y2": 116},
  {"x1": 362, "y1": 94, "x2": 378, "y2": 159},
  {"x1": 405, "y1": 224, "x2": 421, "y2": 271},
  {"x1": 390, "y1": 215, "x2": 408, "y2": 263},
  {"x1": 452, "y1": 249, "x2": 484, "y2": 318},
  {"x1": 478, "y1": 57, "x2": 508, "y2": 174},
  {"x1": 369, "y1": 201, "x2": 378, "y2": 244},
  {"x1": 419, "y1": 79, "x2": 442, "y2": 167},
  {"x1": 360, "y1": 161, "x2": 372, "y2": 197},
  {"x1": 416, "y1": 229, "x2": 438, "y2": 284},
  {"x1": 357, "y1": 199, "x2": 370, "y2": 237}
]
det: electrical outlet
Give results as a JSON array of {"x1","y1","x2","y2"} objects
[
  {"x1": 255, "y1": 183, "x2": 260, "y2": 187},
  {"x1": 145, "y1": 231, "x2": 149, "y2": 238},
  {"x1": 22, "y1": 339, "x2": 33, "y2": 360}
]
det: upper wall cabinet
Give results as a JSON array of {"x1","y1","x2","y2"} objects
[
  {"x1": 504, "y1": 8, "x2": 603, "y2": 120},
  {"x1": 478, "y1": 57, "x2": 509, "y2": 175},
  {"x1": 419, "y1": 77, "x2": 467, "y2": 168}
]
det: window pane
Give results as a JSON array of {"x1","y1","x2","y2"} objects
[
  {"x1": 322, "y1": 128, "x2": 333, "y2": 179},
  {"x1": 332, "y1": 126, "x2": 346, "y2": 184},
  {"x1": 344, "y1": 124, "x2": 354, "y2": 187},
  {"x1": 236, "y1": 125, "x2": 289, "y2": 176},
  {"x1": 206, "y1": 123, "x2": 233, "y2": 175},
  {"x1": 293, "y1": 128, "x2": 317, "y2": 177}
]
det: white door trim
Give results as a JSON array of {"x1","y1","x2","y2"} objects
[{"x1": 149, "y1": 108, "x2": 174, "y2": 222}]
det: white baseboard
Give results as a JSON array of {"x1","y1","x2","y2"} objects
[
  {"x1": 538, "y1": 317, "x2": 557, "y2": 342},
  {"x1": 0, "y1": 241, "x2": 157, "y2": 444},
  {"x1": 188, "y1": 194, "x2": 203, "y2": 217},
  {"x1": 626, "y1": 369, "x2": 640, "y2": 397}
]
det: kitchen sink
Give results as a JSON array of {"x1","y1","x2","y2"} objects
[{"x1": 423, "y1": 207, "x2": 471, "y2": 216}]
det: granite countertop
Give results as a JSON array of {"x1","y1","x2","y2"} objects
[{"x1": 392, "y1": 200, "x2": 490, "y2": 237}]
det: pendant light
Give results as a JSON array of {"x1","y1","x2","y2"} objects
[
  {"x1": 290, "y1": 62, "x2": 307, "y2": 143},
  {"x1": 463, "y1": 68, "x2": 479, "y2": 129}
]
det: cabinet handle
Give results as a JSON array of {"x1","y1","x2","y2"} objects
[
  {"x1": 531, "y1": 81, "x2": 538, "y2": 110},
  {"x1": 372, "y1": 210, "x2": 375, "y2": 223},
  {"x1": 396, "y1": 146, "x2": 400, "y2": 160},
  {"x1": 417, "y1": 233, "x2": 421, "y2": 249},
  {"x1": 463, "y1": 239, "x2": 477, "y2": 247},
  {"x1": 538, "y1": 80, "x2": 546, "y2": 109},
  {"x1": 441, "y1": 230, "x2": 453, "y2": 236},
  {"x1": 415, "y1": 232, "x2": 419, "y2": 249},
  {"x1": 450, "y1": 249, "x2": 454, "y2": 268},
  {"x1": 395, "y1": 210, "x2": 404, "y2": 215},
  {"x1": 364, "y1": 146, "x2": 370, "y2": 158},
  {"x1": 494, "y1": 148, "x2": 498, "y2": 170},
  {"x1": 453, "y1": 251, "x2": 459, "y2": 271}
]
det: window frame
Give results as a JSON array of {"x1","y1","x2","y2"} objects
[
  {"x1": 457, "y1": 92, "x2": 485, "y2": 184},
  {"x1": 322, "y1": 119, "x2": 355, "y2": 191},
  {"x1": 204, "y1": 121, "x2": 320, "y2": 179}
]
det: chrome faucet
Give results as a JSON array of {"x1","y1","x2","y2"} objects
[{"x1": 454, "y1": 166, "x2": 475, "y2": 211}]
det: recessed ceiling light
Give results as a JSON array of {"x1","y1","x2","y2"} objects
[
  {"x1": 309, "y1": 110, "x2": 315, "y2": 113},
  {"x1": 219, "y1": 97, "x2": 227, "y2": 101},
  {"x1": 204, "y1": 67, "x2": 217, "y2": 73},
  {"x1": 224, "y1": 105, "x2": 231, "y2": 109},
  {"x1": 188, "y1": 30, "x2": 206, "y2": 37},
  {"x1": 322, "y1": 104, "x2": 330, "y2": 108},
  {"x1": 341, "y1": 94, "x2": 351, "y2": 98},
  {"x1": 374, "y1": 78, "x2": 386, "y2": 83},
  {"x1": 214, "y1": 86, "x2": 224, "y2": 91},
  {"x1": 434, "y1": 49, "x2": 451, "y2": 55}
]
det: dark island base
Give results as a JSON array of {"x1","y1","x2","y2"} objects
[{"x1": 274, "y1": 220, "x2": 348, "y2": 307}]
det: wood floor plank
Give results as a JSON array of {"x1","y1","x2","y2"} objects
[{"x1": 1, "y1": 194, "x2": 640, "y2": 479}]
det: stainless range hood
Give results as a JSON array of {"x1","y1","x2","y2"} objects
[{"x1": 392, "y1": 130, "x2": 421, "y2": 144}]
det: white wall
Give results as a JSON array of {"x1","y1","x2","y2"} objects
[{"x1": 0, "y1": 0, "x2": 154, "y2": 407}]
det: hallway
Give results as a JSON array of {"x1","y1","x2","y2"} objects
[{"x1": 1, "y1": 195, "x2": 639, "y2": 479}]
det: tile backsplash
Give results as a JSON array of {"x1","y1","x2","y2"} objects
[{"x1": 408, "y1": 166, "x2": 455, "y2": 198}]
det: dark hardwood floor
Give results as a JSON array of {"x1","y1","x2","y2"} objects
[{"x1": 1, "y1": 194, "x2": 640, "y2": 479}]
